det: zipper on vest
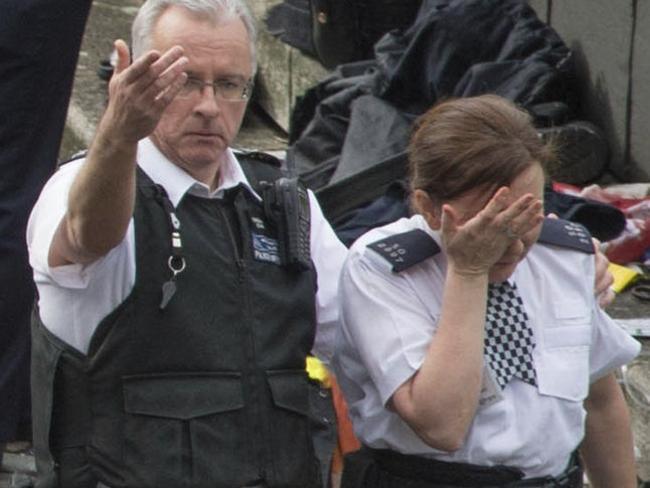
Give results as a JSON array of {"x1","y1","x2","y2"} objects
[
  {"x1": 216, "y1": 198, "x2": 268, "y2": 480},
  {"x1": 181, "y1": 420, "x2": 192, "y2": 480},
  {"x1": 235, "y1": 197, "x2": 271, "y2": 482},
  {"x1": 215, "y1": 199, "x2": 244, "y2": 268},
  {"x1": 239, "y1": 262, "x2": 269, "y2": 483}
]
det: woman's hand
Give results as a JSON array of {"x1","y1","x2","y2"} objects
[{"x1": 441, "y1": 187, "x2": 543, "y2": 277}]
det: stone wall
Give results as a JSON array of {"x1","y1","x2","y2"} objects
[
  {"x1": 528, "y1": 1, "x2": 648, "y2": 182},
  {"x1": 250, "y1": 0, "x2": 328, "y2": 132}
]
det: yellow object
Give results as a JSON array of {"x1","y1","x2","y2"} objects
[
  {"x1": 306, "y1": 356, "x2": 331, "y2": 387},
  {"x1": 609, "y1": 262, "x2": 640, "y2": 293}
]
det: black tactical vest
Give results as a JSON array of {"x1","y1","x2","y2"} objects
[{"x1": 31, "y1": 156, "x2": 321, "y2": 488}]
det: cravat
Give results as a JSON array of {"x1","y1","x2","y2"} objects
[{"x1": 484, "y1": 281, "x2": 537, "y2": 389}]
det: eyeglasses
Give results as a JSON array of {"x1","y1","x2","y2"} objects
[{"x1": 178, "y1": 76, "x2": 253, "y2": 101}]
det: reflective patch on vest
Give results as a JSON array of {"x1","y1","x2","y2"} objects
[
  {"x1": 251, "y1": 216, "x2": 266, "y2": 231},
  {"x1": 368, "y1": 229, "x2": 441, "y2": 272},
  {"x1": 253, "y1": 233, "x2": 281, "y2": 264}
]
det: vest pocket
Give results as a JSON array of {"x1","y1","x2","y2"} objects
[
  {"x1": 122, "y1": 372, "x2": 246, "y2": 487},
  {"x1": 266, "y1": 370, "x2": 321, "y2": 486}
]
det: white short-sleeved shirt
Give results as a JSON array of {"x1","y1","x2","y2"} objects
[
  {"x1": 27, "y1": 138, "x2": 347, "y2": 361},
  {"x1": 332, "y1": 214, "x2": 640, "y2": 479}
]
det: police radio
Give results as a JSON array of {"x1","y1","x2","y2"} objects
[{"x1": 263, "y1": 177, "x2": 311, "y2": 270}]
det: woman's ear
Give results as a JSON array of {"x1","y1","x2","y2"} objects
[{"x1": 412, "y1": 190, "x2": 442, "y2": 230}]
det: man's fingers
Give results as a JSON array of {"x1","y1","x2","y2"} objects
[
  {"x1": 120, "y1": 44, "x2": 185, "y2": 87},
  {"x1": 154, "y1": 71, "x2": 188, "y2": 107},
  {"x1": 143, "y1": 54, "x2": 189, "y2": 100},
  {"x1": 113, "y1": 39, "x2": 131, "y2": 75},
  {"x1": 139, "y1": 46, "x2": 185, "y2": 89},
  {"x1": 121, "y1": 50, "x2": 161, "y2": 84},
  {"x1": 150, "y1": 45, "x2": 186, "y2": 78},
  {"x1": 110, "y1": 44, "x2": 187, "y2": 122},
  {"x1": 103, "y1": 45, "x2": 188, "y2": 141}
]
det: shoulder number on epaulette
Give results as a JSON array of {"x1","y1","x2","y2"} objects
[
  {"x1": 368, "y1": 229, "x2": 441, "y2": 272},
  {"x1": 538, "y1": 218, "x2": 594, "y2": 254}
]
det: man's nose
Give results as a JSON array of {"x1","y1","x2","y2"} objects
[{"x1": 194, "y1": 86, "x2": 220, "y2": 116}]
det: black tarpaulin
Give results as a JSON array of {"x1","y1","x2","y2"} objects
[{"x1": 288, "y1": 0, "x2": 574, "y2": 214}]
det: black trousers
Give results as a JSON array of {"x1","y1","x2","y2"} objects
[
  {"x1": 341, "y1": 448, "x2": 583, "y2": 488},
  {"x1": 0, "y1": 0, "x2": 92, "y2": 442}
]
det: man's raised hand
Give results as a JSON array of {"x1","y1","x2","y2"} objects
[{"x1": 102, "y1": 39, "x2": 188, "y2": 144}]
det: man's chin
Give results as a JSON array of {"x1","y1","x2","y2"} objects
[
  {"x1": 168, "y1": 151, "x2": 225, "y2": 182},
  {"x1": 185, "y1": 154, "x2": 223, "y2": 167}
]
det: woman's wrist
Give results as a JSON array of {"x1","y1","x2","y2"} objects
[{"x1": 447, "y1": 262, "x2": 490, "y2": 282}]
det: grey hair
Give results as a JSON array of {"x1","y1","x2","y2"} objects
[{"x1": 131, "y1": 0, "x2": 257, "y2": 74}]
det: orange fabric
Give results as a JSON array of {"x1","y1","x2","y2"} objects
[{"x1": 330, "y1": 376, "x2": 361, "y2": 475}]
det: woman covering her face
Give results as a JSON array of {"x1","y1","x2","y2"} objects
[{"x1": 333, "y1": 95, "x2": 640, "y2": 488}]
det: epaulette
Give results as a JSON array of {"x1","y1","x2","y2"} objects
[
  {"x1": 235, "y1": 150, "x2": 287, "y2": 193},
  {"x1": 234, "y1": 149, "x2": 283, "y2": 168},
  {"x1": 537, "y1": 218, "x2": 594, "y2": 254},
  {"x1": 367, "y1": 229, "x2": 441, "y2": 272}
]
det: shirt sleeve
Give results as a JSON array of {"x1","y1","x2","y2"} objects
[
  {"x1": 307, "y1": 190, "x2": 348, "y2": 364},
  {"x1": 26, "y1": 160, "x2": 137, "y2": 353},
  {"x1": 27, "y1": 161, "x2": 89, "y2": 288},
  {"x1": 589, "y1": 306, "x2": 641, "y2": 382},
  {"x1": 338, "y1": 246, "x2": 439, "y2": 406},
  {"x1": 26, "y1": 159, "x2": 132, "y2": 290}
]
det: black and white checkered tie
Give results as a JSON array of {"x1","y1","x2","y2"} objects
[{"x1": 484, "y1": 281, "x2": 537, "y2": 389}]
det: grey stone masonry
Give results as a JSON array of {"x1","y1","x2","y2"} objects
[{"x1": 531, "y1": 0, "x2": 650, "y2": 182}]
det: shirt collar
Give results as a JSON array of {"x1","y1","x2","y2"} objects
[{"x1": 137, "y1": 137, "x2": 260, "y2": 207}]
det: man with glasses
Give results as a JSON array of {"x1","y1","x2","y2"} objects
[{"x1": 26, "y1": 1, "x2": 346, "y2": 487}]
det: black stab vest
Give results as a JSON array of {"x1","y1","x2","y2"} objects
[{"x1": 31, "y1": 159, "x2": 320, "y2": 488}]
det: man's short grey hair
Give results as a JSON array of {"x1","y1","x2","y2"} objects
[{"x1": 131, "y1": 0, "x2": 257, "y2": 74}]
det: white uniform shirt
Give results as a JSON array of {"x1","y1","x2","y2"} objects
[
  {"x1": 27, "y1": 138, "x2": 347, "y2": 361},
  {"x1": 333, "y1": 214, "x2": 640, "y2": 479}
]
